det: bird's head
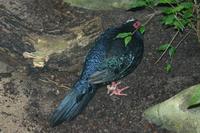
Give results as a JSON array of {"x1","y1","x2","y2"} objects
[{"x1": 125, "y1": 18, "x2": 142, "y2": 32}]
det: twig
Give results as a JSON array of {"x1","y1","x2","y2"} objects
[
  {"x1": 175, "y1": 30, "x2": 191, "y2": 49},
  {"x1": 39, "y1": 77, "x2": 71, "y2": 89},
  {"x1": 132, "y1": 11, "x2": 161, "y2": 35},
  {"x1": 191, "y1": 24, "x2": 197, "y2": 33},
  {"x1": 194, "y1": 0, "x2": 197, "y2": 5},
  {"x1": 144, "y1": 11, "x2": 162, "y2": 25},
  {"x1": 155, "y1": 30, "x2": 179, "y2": 64}
]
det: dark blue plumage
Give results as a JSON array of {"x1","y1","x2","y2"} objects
[{"x1": 50, "y1": 19, "x2": 144, "y2": 127}]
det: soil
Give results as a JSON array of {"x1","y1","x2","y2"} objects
[{"x1": 0, "y1": 0, "x2": 200, "y2": 133}]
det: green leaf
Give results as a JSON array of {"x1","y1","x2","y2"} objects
[
  {"x1": 183, "y1": 10, "x2": 193, "y2": 19},
  {"x1": 130, "y1": 1, "x2": 147, "y2": 8},
  {"x1": 139, "y1": 26, "x2": 145, "y2": 34},
  {"x1": 180, "y1": 18, "x2": 190, "y2": 27},
  {"x1": 162, "y1": 7, "x2": 175, "y2": 14},
  {"x1": 188, "y1": 87, "x2": 200, "y2": 109},
  {"x1": 146, "y1": 0, "x2": 156, "y2": 5},
  {"x1": 153, "y1": 0, "x2": 178, "y2": 6},
  {"x1": 173, "y1": 19, "x2": 184, "y2": 31},
  {"x1": 168, "y1": 47, "x2": 176, "y2": 57},
  {"x1": 180, "y1": 2, "x2": 193, "y2": 9},
  {"x1": 124, "y1": 36, "x2": 132, "y2": 46},
  {"x1": 162, "y1": 15, "x2": 175, "y2": 25},
  {"x1": 157, "y1": 44, "x2": 171, "y2": 52},
  {"x1": 116, "y1": 32, "x2": 132, "y2": 39},
  {"x1": 162, "y1": 5, "x2": 184, "y2": 15},
  {"x1": 173, "y1": 5, "x2": 184, "y2": 12},
  {"x1": 159, "y1": 0, "x2": 176, "y2": 4},
  {"x1": 164, "y1": 63, "x2": 172, "y2": 73}
]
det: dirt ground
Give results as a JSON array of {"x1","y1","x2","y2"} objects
[{"x1": 1, "y1": 0, "x2": 200, "y2": 133}]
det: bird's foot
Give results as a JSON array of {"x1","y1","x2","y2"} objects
[{"x1": 107, "y1": 82, "x2": 129, "y2": 96}]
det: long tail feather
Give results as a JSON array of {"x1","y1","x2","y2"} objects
[{"x1": 50, "y1": 86, "x2": 96, "y2": 127}]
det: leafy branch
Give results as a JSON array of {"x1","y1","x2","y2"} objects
[
  {"x1": 116, "y1": 32, "x2": 133, "y2": 46},
  {"x1": 155, "y1": 31, "x2": 179, "y2": 64},
  {"x1": 115, "y1": 10, "x2": 160, "y2": 47},
  {"x1": 115, "y1": 25, "x2": 145, "y2": 47},
  {"x1": 131, "y1": 0, "x2": 197, "y2": 72}
]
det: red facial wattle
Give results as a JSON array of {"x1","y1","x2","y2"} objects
[{"x1": 133, "y1": 21, "x2": 141, "y2": 29}]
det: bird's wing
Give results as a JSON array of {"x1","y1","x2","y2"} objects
[{"x1": 88, "y1": 54, "x2": 134, "y2": 84}]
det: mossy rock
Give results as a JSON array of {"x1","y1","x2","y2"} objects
[{"x1": 144, "y1": 84, "x2": 200, "y2": 133}]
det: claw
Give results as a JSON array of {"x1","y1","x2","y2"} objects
[
  {"x1": 107, "y1": 82, "x2": 129, "y2": 96},
  {"x1": 110, "y1": 86, "x2": 129, "y2": 96}
]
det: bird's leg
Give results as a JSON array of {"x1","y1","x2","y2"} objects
[
  {"x1": 107, "y1": 82, "x2": 121, "y2": 94},
  {"x1": 107, "y1": 81, "x2": 129, "y2": 96}
]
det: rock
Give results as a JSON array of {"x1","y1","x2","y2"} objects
[
  {"x1": 22, "y1": 17, "x2": 102, "y2": 68},
  {"x1": 0, "y1": 1, "x2": 103, "y2": 69},
  {"x1": 63, "y1": 0, "x2": 134, "y2": 10},
  {"x1": 0, "y1": 61, "x2": 13, "y2": 79},
  {"x1": 144, "y1": 84, "x2": 200, "y2": 133},
  {"x1": 0, "y1": 61, "x2": 13, "y2": 74}
]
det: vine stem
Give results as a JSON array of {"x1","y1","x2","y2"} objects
[
  {"x1": 143, "y1": 11, "x2": 161, "y2": 26},
  {"x1": 155, "y1": 30, "x2": 179, "y2": 64},
  {"x1": 175, "y1": 30, "x2": 191, "y2": 49},
  {"x1": 132, "y1": 11, "x2": 161, "y2": 35}
]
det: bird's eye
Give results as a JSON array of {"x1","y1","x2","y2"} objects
[{"x1": 126, "y1": 18, "x2": 135, "y2": 23}]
